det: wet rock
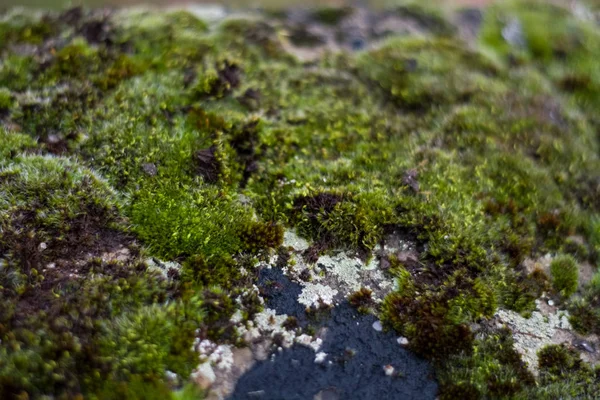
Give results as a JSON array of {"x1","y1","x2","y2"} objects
[
  {"x1": 258, "y1": 267, "x2": 305, "y2": 322},
  {"x1": 230, "y1": 304, "x2": 436, "y2": 400}
]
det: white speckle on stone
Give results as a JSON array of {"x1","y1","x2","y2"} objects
[
  {"x1": 298, "y1": 283, "x2": 338, "y2": 308},
  {"x1": 295, "y1": 334, "x2": 323, "y2": 352},
  {"x1": 372, "y1": 320, "x2": 383, "y2": 332},
  {"x1": 383, "y1": 364, "x2": 395, "y2": 376},
  {"x1": 397, "y1": 337, "x2": 409, "y2": 346},
  {"x1": 283, "y1": 230, "x2": 310, "y2": 251},
  {"x1": 46, "y1": 263, "x2": 56, "y2": 269},
  {"x1": 38, "y1": 242, "x2": 47, "y2": 251},
  {"x1": 165, "y1": 370, "x2": 178, "y2": 384},
  {"x1": 547, "y1": 299, "x2": 555, "y2": 307},
  {"x1": 314, "y1": 352, "x2": 328, "y2": 364},
  {"x1": 190, "y1": 362, "x2": 216, "y2": 390},
  {"x1": 230, "y1": 310, "x2": 243, "y2": 324}
]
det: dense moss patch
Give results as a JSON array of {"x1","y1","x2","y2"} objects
[{"x1": 0, "y1": 1, "x2": 599, "y2": 398}]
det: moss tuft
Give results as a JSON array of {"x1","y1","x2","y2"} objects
[
  {"x1": 310, "y1": 7, "x2": 354, "y2": 25},
  {"x1": 348, "y1": 287, "x2": 375, "y2": 314},
  {"x1": 549, "y1": 254, "x2": 579, "y2": 298},
  {"x1": 438, "y1": 329, "x2": 535, "y2": 399}
]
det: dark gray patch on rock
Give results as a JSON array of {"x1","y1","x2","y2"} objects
[
  {"x1": 258, "y1": 267, "x2": 307, "y2": 325},
  {"x1": 229, "y1": 303, "x2": 437, "y2": 400}
]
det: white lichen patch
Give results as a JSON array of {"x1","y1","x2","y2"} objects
[
  {"x1": 314, "y1": 352, "x2": 328, "y2": 364},
  {"x1": 145, "y1": 257, "x2": 182, "y2": 279},
  {"x1": 298, "y1": 283, "x2": 338, "y2": 308},
  {"x1": 295, "y1": 334, "x2": 323, "y2": 352},
  {"x1": 239, "y1": 308, "x2": 297, "y2": 348},
  {"x1": 195, "y1": 339, "x2": 235, "y2": 372},
  {"x1": 283, "y1": 229, "x2": 310, "y2": 251},
  {"x1": 495, "y1": 305, "x2": 572, "y2": 374},
  {"x1": 317, "y1": 253, "x2": 363, "y2": 291}
]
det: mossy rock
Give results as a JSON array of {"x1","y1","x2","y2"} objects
[{"x1": 0, "y1": 2, "x2": 599, "y2": 399}]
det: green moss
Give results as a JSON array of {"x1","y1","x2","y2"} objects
[
  {"x1": 438, "y1": 329, "x2": 535, "y2": 399},
  {"x1": 97, "y1": 301, "x2": 203, "y2": 382},
  {"x1": 520, "y1": 344, "x2": 600, "y2": 399},
  {"x1": 1, "y1": 3, "x2": 600, "y2": 398},
  {"x1": 348, "y1": 287, "x2": 375, "y2": 314},
  {"x1": 550, "y1": 254, "x2": 579, "y2": 298},
  {"x1": 0, "y1": 87, "x2": 14, "y2": 111},
  {"x1": 0, "y1": 129, "x2": 37, "y2": 162},
  {"x1": 130, "y1": 181, "x2": 254, "y2": 260},
  {"x1": 357, "y1": 37, "x2": 498, "y2": 109},
  {"x1": 0, "y1": 155, "x2": 124, "y2": 264},
  {"x1": 0, "y1": 12, "x2": 55, "y2": 47},
  {"x1": 382, "y1": 265, "x2": 496, "y2": 358},
  {"x1": 291, "y1": 191, "x2": 392, "y2": 255},
  {"x1": 569, "y1": 269, "x2": 600, "y2": 335},
  {"x1": 310, "y1": 7, "x2": 354, "y2": 25},
  {"x1": 394, "y1": 4, "x2": 457, "y2": 37},
  {"x1": 0, "y1": 55, "x2": 36, "y2": 91},
  {"x1": 480, "y1": 1, "x2": 600, "y2": 111}
]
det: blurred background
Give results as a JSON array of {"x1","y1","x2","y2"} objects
[{"x1": 0, "y1": 0, "x2": 492, "y2": 10}]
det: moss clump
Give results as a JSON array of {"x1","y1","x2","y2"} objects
[
  {"x1": 382, "y1": 263, "x2": 496, "y2": 358},
  {"x1": 521, "y1": 344, "x2": 600, "y2": 399},
  {"x1": 0, "y1": 155, "x2": 124, "y2": 268},
  {"x1": 480, "y1": 1, "x2": 600, "y2": 113},
  {"x1": 569, "y1": 270, "x2": 600, "y2": 335},
  {"x1": 129, "y1": 182, "x2": 255, "y2": 261},
  {"x1": 438, "y1": 329, "x2": 535, "y2": 399},
  {"x1": 0, "y1": 12, "x2": 55, "y2": 47},
  {"x1": 291, "y1": 191, "x2": 391, "y2": 256},
  {"x1": 357, "y1": 37, "x2": 497, "y2": 109},
  {"x1": 348, "y1": 287, "x2": 375, "y2": 314},
  {"x1": 549, "y1": 254, "x2": 579, "y2": 298},
  {"x1": 537, "y1": 344, "x2": 582, "y2": 377},
  {"x1": 0, "y1": 129, "x2": 37, "y2": 162},
  {"x1": 395, "y1": 4, "x2": 457, "y2": 37},
  {"x1": 0, "y1": 87, "x2": 14, "y2": 112},
  {"x1": 310, "y1": 7, "x2": 354, "y2": 25}
]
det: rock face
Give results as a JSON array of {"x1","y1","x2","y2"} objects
[{"x1": 229, "y1": 304, "x2": 437, "y2": 400}]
